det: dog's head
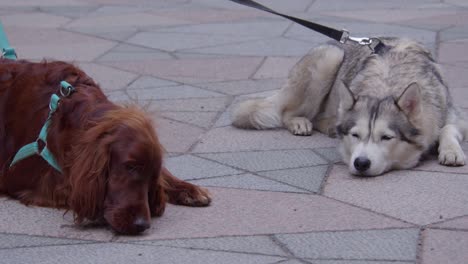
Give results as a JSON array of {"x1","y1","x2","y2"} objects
[
  {"x1": 336, "y1": 82, "x2": 425, "y2": 176},
  {"x1": 67, "y1": 107, "x2": 165, "y2": 234}
]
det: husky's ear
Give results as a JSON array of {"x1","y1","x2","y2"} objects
[
  {"x1": 397, "y1": 82, "x2": 421, "y2": 117},
  {"x1": 338, "y1": 81, "x2": 356, "y2": 111}
]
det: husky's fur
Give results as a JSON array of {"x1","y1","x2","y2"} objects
[{"x1": 232, "y1": 38, "x2": 468, "y2": 176}]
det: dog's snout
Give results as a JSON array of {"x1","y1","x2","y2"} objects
[
  {"x1": 133, "y1": 217, "x2": 150, "y2": 233},
  {"x1": 354, "y1": 157, "x2": 371, "y2": 172}
]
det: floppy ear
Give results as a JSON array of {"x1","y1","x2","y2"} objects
[
  {"x1": 338, "y1": 81, "x2": 356, "y2": 111},
  {"x1": 397, "y1": 82, "x2": 421, "y2": 118},
  {"x1": 148, "y1": 165, "x2": 167, "y2": 217},
  {"x1": 67, "y1": 127, "x2": 111, "y2": 223}
]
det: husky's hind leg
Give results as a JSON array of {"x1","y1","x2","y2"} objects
[
  {"x1": 232, "y1": 45, "x2": 344, "y2": 135},
  {"x1": 282, "y1": 45, "x2": 344, "y2": 136},
  {"x1": 439, "y1": 109, "x2": 467, "y2": 166}
]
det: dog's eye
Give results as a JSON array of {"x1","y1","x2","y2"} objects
[
  {"x1": 351, "y1": 133, "x2": 360, "y2": 139},
  {"x1": 381, "y1": 135, "x2": 394, "y2": 141}
]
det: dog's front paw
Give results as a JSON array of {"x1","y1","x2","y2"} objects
[
  {"x1": 439, "y1": 146, "x2": 466, "y2": 166},
  {"x1": 286, "y1": 117, "x2": 313, "y2": 136},
  {"x1": 177, "y1": 186, "x2": 212, "y2": 207}
]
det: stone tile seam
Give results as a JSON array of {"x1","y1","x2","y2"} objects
[
  {"x1": 425, "y1": 227, "x2": 468, "y2": 232},
  {"x1": 156, "y1": 114, "x2": 215, "y2": 130},
  {"x1": 415, "y1": 227, "x2": 425, "y2": 264},
  {"x1": 174, "y1": 36, "x2": 273, "y2": 53},
  {"x1": 39, "y1": 5, "x2": 103, "y2": 20},
  {"x1": 191, "y1": 148, "x2": 334, "y2": 158},
  {"x1": 249, "y1": 56, "x2": 268, "y2": 79},
  {"x1": 122, "y1": 227, "x2": 420, "y2": 244},
  {"x1": 0, "y1": 231, "x2": 101, "y2": 243},
  {"x1": 409, "y1": 168, "x2": 468, "y2": 175},
  {"x1": 0, "y1": 241, "x2": 105, "y2": 252},
  {"x1": 190, "y1": 153, "x2": 329, "y2": 178},
  {"x1": 320, "y1": 194, "x2": 419, "y2": 227},
  {"x1": 188, "y1": 185, "x2": 311, "y2": 194},
  {"x1": 317, "y1": 164, "x2": 334, "y2": 195},
  {"x1": 425, "y1": 213, "x2": 468, "y2": 227},
  {"x1": 111, "y1": 241, "x2": 290, "y2": 259},
  {"x1": 269, "y1": 234, "x2": 301, "y2": 258}
]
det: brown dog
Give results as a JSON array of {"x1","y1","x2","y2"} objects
[{"x1": 0, "y1": 59, "x2": 211, "y2": 234}]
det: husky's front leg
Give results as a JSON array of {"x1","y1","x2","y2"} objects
[
  {"x1": 281, "y1": 45, "x2": 344, "y2": 136},
  {"x1": 438, "y1": 124, "x2": 465, "y2": 166}
]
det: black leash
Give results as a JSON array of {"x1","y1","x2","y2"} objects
[{"x1": 228, "y1": 0, "x2": 384, "y2": 53}]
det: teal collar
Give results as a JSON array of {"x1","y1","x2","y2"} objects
[
  {"x1": 10, "y1": 81, "x2": 75, "y2": 173},
  {"x1": 0, "y1": 21, "x2": 17, "y2": 60}
]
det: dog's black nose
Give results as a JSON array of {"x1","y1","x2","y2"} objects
[
  {"x1": 354, "y1": 157, "x2": 371, "y2": 172},
  {"x1": 133, "y1": 217, "x2": 150, "y2": 233}
]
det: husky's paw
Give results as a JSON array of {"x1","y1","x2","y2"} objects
[
  {"x1": 286, "y1": 117, "x2": 313, "y2": 136},
  {"x1": 439, "y1": 146, "x2": 466, "y2": 166}
]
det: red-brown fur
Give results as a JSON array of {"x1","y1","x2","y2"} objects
[{"x1": 0, "y1": 59, "x2": 211, "y2": 234}]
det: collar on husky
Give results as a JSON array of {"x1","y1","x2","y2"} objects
[{"x1": 228, "y1": 0, "x2": 386, "y2": 54}]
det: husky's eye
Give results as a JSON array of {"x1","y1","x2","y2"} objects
[
  {"x1": 351, "y1": 133, "x2": 360, "y2": 139},
  {"x1": 381, "y1": 135, "x2": 394, "y2": 141}
]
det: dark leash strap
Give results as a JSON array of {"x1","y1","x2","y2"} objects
[{"x1": 228, "y1": 0, "x2": 385, "y2": 53}]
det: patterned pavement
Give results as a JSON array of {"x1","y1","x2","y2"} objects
[{"x1": 1, "y1": 0, "x2": 468, "y2": 263}]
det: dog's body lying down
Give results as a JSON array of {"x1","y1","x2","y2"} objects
[
  {"x1": 233, "y1": 38, "x2": 468, "y2": 176},
  {"x1": 0, "y1": 59, "x2": 210, "y2": 234}
]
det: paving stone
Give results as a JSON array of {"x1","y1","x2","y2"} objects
[
  {"x1": 146, "y1": 97, "x2": 230, "y2": 112},
  {"x1": 97, "y1": 44, "x2": 173, "y2": 62},
  {"x1": 0, "y1": 242, "x2": 284, "y2": 264},
  {"x1": 104, "y1": 90, "x2": 133, "y2": 103},
  {"x1": 431, "y1": 216, "x2": 468, "y2": 230},
  {"x1": 323, "y1": 8, "x2": 460, "y2": 24},
  {"x1": 152, "y1": 117, "x2": 205, "y2": 153},
  {"x1": 1, "y1": 12, "x2": 70, "y2": 28},
  {"x1": 160, "y1": 111, "x2": 219, "y2": 129},
  {"x1": 257, "y1": 165, "x2": 329, "y2": 193},
  {"x1": 396, "y1": 10, "x2": 468, "y2": 31},
  {"x1": 0, "y1": 233, "x2": 88, "y2": 249},
  {"x1": 197, "y1": 78, "x2": 285, "y2": 96},
  {"x1": 116, "y1": 188, "x2": 411, "y2": 241},
  {"x1": 440, "y1": 25, "x2": 468, "y2": 42},
  {"x1": 67, "y1": 26, "x2": 138, "y2": 42},
  {"x1": 193, "y1": 127, "x2": 338, "y2": 153},
  {"x1": 187, "y1": 38, "x2": 315, "y2": 57},
  {"x1": 152, "y1": 21, "x2": 291, "y2": 37},
  {"x1": 127, "y1": 32, "x2": 265, "y2": 52},
  {"x1": 443, "y1": 64, "x2": 468, "y2": 89},
  {"x1": 0, "y1": 0, "x2": 88, "y2": 7},
  {"x1": 309, "y1": 0, "x2": 441, "y2": 11},
  {"x1": 439, "y1": 39, "x2": 468, "y2": 63},
  {"x1": 198, "y1": 149, "x2": 327, "y2": 172},
  {"x1": 76, "y1": 62, "x2": 137, "y2": 91},
  {"x1": 65, "y1": 13, "x2": 190, "y2": 29},
  {"x1": 164, "y1": 155, "x2": 242, "y2": 180},
  {"x1": 6, "y1": 28, "x2": 116, "y2": 61},
  {"x1": 324, "y1": 165, "x2": 468, "y2": 225},
  {"x1": 275, "y1": 229, "x2": 419, "y2": 261},
  {"x1": 253, "y1": 57, "x2": 302, "y2": 79},
  {"x1": 412, "y1": 155, "x2": 468, "y2": 175},
  {"x1": 189, "y1": 173, "x2": 309, "y2": 193},
  {"x1": 150, "y1": 7, "x2": 271, "y2": 24},
  {"x1": 127, "y1": 75, "x2": 180, "y2": 89},
  {"x1": 450, "y1": 88, "x2": 468, "y2": 108},
  {"x1": 312, "y1": 261, "x2": 411, "y2": 264},
  {"x1": 40, "y1": 5, "x2": 100, "y2": 19},
  {"x1": 127, "y1": 85, "x2": 225, "y2": 101},
  {"x1": 314, "y1": 148, "x2": 343, "y2": 163},
  {"x1": 0, "y1": 199, "x2": 113, "y2": 241},
  {"x1": 135, "y1": 235, "x2": 288, "y2": 256},
  {"x1": 421, "y1": 229, "x2": 468, "y2": 264},
  {"x1": 103, "y1": 57, "x2": 264, "y2": 83}
]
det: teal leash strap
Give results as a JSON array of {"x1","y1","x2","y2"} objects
[
  {"x1": 0, "y1": 20, "x2": 17, "y2": 60},
  {"x1": 10, "y1": 81, "x2": 75, "y2": 173}
]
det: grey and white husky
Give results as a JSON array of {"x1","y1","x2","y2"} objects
[{"x1": 232, "y1": 37, "x2": 468, "y2": 176}]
